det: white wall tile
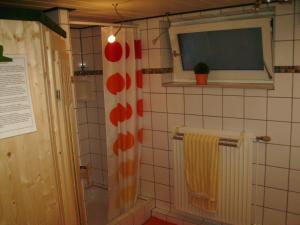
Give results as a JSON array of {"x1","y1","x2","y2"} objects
[
  {"x1": 79, "y1": 139, "x2": 90, "y2": 156},
  {"x1": 266, "y1": 166, "x2": 289, "y2": 189},
  {"x1": 274, "y1": 41, "x2": 293, "y2": 66},
  {"x1": 245, "y1": 119, "x2": 267, "y2": 136},
  {"x1": 287, "y1": 213, "x2": 300, "y2": 225},
  {"x1": 141, "y1": 147, "x2": 153, "y2": 164},
  {"x1": 203, "y1": 116, "x2": 222, "y2": 130},
  {"x1": 223, "y1": 96, "x2": 244, "y2": 118},
  {"x1": 155, "y1": 184, "x2": 170, "y2": 202},
  {"x1": 295, "y1": 41, "x2": 300, "y2": 65},
  {"x1": 82, "y1": 54, "x2": 94, "y2": 70},
  {"x1": 267, "y1": 97, "x2": 292, "y2": 122},
  {"x1": 154, "y1": 167, "x2": 170, "y2": 185},
  {"x1": 223, "y1": 88, "x2": 243, "y2": 96},
  {"x1": 88, "y1": 139, "x2": 102, "y2": 155},
  {"x1": 82, "y1": 37, "x2": 93, "y2": 54},
  {"x1": 167, "y1": 94, "x2": 184, "y2": 113},
  {"x1": 148, "y1": 18, "x2": 160, "y2": 29},
  {"x1": 185, "y1": 115, "x2": 203, "y2": 129},
  {"x1": 288, "y1": 192, "x2": 300, "y2": 214},
  {"x1": 184, "y1": 87, "x2": 202, "y2": 95},
  {"x1": 223, "y1": 118, "x2": 244, "y2": 132},
  {"x1": 185, "y1": 95, "x2": 202, "y2": 115},
  {"x1": 150, "y1": 74, "x2": 166, "y2": 93},
  {"x1": 141, "y1": 180, "x2": 155, "y2": 198},
  {"x1": 292, "y1": 123, "x2": 300, "y2": 146},
  {"x1": 275, "y1": 15, "x2": 294, "y2": 40},
  {"x1": 140, "y1": 164, "x2": 154, "y2": 181},
  {"x1": 91, "y1": 154, "x2": 102, "y2": 169},
  {"x1": 263, "y1": 208, "x2": 286, "y2": 225},
  {"x1": 78, "y1": 124, "x2": 89, "y2": 140},
  {"x1": 291, "y1": 147, "x2": 300, "y2": 170},
  {"x1": 203, "y1": 95, "x2": 222, "y2": 116},
  {"x1": 148, "y1": 49, "x2": 161, "y2": 68},
  {"x1": 87, "y1": 108, "x2": 98, "y2": 123},
  {"x1": 267, "y1": 121, "x2": 291, "y2": 145},
  {"x1": 292, "y1": 99, "x2": 300, "y2": 122},
  {"x1": 168, "y1": 114, "x2": 184, "y2": 132},
  {"x1": 142, "y1": 50, "x2": 149, "y2": 68},
  {"x1": 268, "y1": 73, "x2": 293, "y2": 97},
  {"x1": 141, "y1": 30, "x2": 148, "y2": 50},
  {"x1": 245, "y1": 89, "x2": 267, "y2": 97},
  {"x1": 167, "y1": 87, "x2": 183, "y2": 94},
  {"x1": 264, "y1": 188, "x2": 287, "y2": 210},
  {"x1": 154, "y1": 149, "x2": 169, "y2": 167},
  {"x1": 245, "y1": 97, "x2": 267, "y2": 120},
  {"x1": 143, "y1": 93, "x2": 151, "y2": 111},
  {"x1": 148, "y1": 29, "x2": 161, "y2": 49},
  {"x1": 152, "y1": 131, "x2": 168, "y2": 150},
  {"x1": 71, "y1": 38, "x2": 81, "y2": 54},
  {"x1": 295, "y1": 14, "x2": 300, "y2": 40},
  {"x1": 289, "y1": 170, "x2": 300, "y2": 192},
  {"x1": 143, "y1": 129, "x2": 152, "y2": 147},
  {"x1": 293, "y1": 74, "x2": 300, "y2": 98},
  {"x1": 143, "y1": 112, "x2": 152, "y2": 129},
  {"x1": 151, "y1": 93, "x2": 167, "y2": 112},
  {"x1": 76, "y1": 108, "x2": 87, "y2": 124},
  {"x1": 81, "y1": 27, "x2": 93, "y2": 37},
  {"x1": 152, "y1": 112, "x2": 167, "y2": 131},
  {"x1": 203, "y1": 88, "x2": 222, "y2": 95},
  {"x1": 266, "y1": 144, "x2": 290, "y2": 168}
]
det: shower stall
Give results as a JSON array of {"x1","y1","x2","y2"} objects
[{"x1": 70, "y1": 25, "x2": 153, "y2": 225}]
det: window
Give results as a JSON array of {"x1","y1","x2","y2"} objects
[{"x1": 169, "y1": 15, "x2": 274, "y2": 85}]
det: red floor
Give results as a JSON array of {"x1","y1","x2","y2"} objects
[{"x1": 144, "y1": 217, "x2": 177, "y2": 225}]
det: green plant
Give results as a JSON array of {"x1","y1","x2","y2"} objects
[{"x1": 193, "y1": 62, "x2": 210, "y2": 74}]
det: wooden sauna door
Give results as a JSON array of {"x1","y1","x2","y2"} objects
[{"x1": 43, "y1": 28, "x2": 87, "y2": 225}]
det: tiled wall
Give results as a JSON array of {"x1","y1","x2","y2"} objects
[
  {"x1": 71, "y1": 27, "x2": 102, "y2": 72},
  {"x1": 71, "y1": 27, "x2": 107, "y2": 188},
  {"x1": 130, "y1": 2, "x2": 300, "y2": 225},
  {"x1": 74, "y1": 75, "x2": 108, "y2": 188}
]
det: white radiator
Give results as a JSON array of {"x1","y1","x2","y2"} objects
[{"x1": 173, "y1": 128, "x2": 253, "y2": 225}]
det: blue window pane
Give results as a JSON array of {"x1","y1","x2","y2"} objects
[{"x1": 178, "y1": 28, "x2": 264, "y2": 71}]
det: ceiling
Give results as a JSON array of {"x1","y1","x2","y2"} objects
[{"x1": 0, "y1": 0, "x2": 255, "y2": 23}]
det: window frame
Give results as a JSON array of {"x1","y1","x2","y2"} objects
[{"x1": 169, "y1": 16, "x2": 274, "y2": 84}]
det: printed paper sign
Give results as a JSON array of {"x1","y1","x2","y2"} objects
[{"x1": 0, "y1": 56, "x2": 37, "y2": 139}]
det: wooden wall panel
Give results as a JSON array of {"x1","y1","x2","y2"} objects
[{"x1": 0, "y1": 20, "x2": 80, "y2": 225}]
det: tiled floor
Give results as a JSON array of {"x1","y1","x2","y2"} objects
[
  {"x1": 85, "y1": 187, "x2": 108, "y2": 225},
  {"x1": 144, "y1": 217, "x2": 177, "y2": 225}
]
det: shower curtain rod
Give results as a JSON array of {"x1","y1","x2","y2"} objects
[
  {"x1": 69, "y1": 20, "x2": 137, "y2": 28},
  {"x1": 173, "y1": 132, "x2": 271, "y2": 147}
]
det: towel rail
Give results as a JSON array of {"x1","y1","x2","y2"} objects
[{"x1": 173, "y1": 132, "x2": 271, "y2": 147}]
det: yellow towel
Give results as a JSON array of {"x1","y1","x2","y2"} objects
[{"x1": 183, "y1": 133, "x2": 220, "y2": 212}]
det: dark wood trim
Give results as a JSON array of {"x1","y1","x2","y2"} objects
[{"x1": 0, "y1": 7, "x2": 66, "y2": 38}]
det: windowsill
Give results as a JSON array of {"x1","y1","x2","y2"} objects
[{"x1": 162, "y1": 81, "x2": 275, "y2": 90}]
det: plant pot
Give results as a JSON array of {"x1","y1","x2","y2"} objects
[{"x1": 195, "y1": 74, "x2": 208, "y2": 85}]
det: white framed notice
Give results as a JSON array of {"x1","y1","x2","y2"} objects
[{"x1": 0, "y1": 55, "x2": 37, "y2": 139}]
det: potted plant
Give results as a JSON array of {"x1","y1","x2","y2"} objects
[{"x1": 193, "y1": 62, "x2": 210, "y2": 85}]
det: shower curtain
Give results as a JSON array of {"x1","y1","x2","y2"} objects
[{"x1": 101, "y1": 27, "x2": 143, "y2": 220}]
